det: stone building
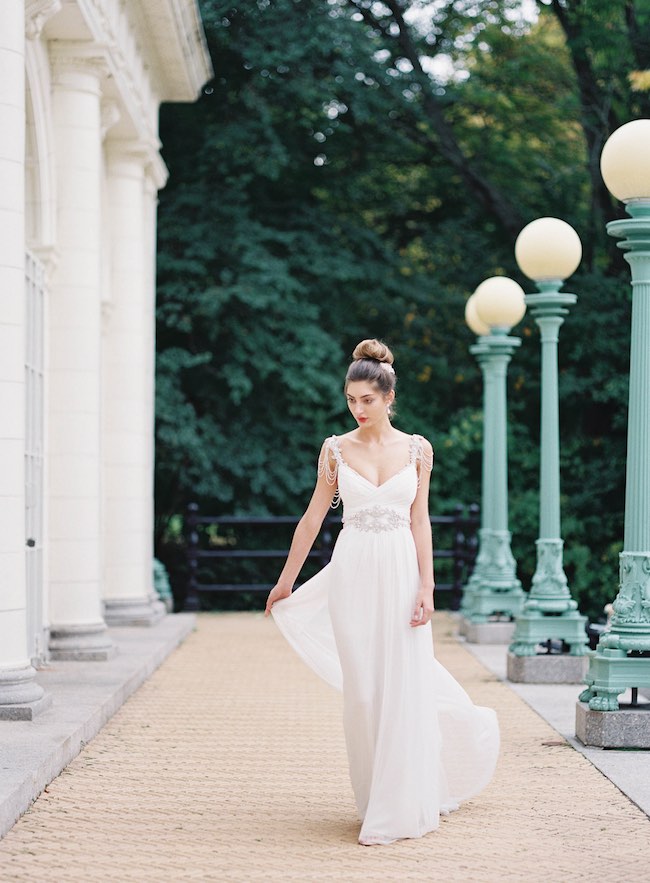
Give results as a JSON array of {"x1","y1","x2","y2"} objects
[{"x1": 0, "y1": 0, "x2": 212, "y2": 717}]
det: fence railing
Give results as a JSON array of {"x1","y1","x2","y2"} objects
[{"x1": 183, "y1": 502, "x2": 480, "y2": 612}]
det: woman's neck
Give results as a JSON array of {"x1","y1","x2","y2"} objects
[{"x1": 355, "y1": 419, "x2": 396, "y2": 444}]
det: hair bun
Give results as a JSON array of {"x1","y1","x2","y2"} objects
[{"x1": 352, "y1": 338, "x2": 394, "y2": 365}]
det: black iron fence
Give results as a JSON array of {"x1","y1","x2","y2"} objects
[{"x1": 183, "y1": 502, "x2": 480, "y2": 612}]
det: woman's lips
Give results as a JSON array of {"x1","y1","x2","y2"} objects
[{"x1": 358, "y1": 417, "x2": 367, "y2": 423}]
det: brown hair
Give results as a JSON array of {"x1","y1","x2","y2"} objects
[{"x1": 345, "y1": 339, "x2": 397, "y2": 414}]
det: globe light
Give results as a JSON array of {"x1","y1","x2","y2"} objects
[
  {"x1": 600, "y1": 119, "x2": 650, "y2": 203},
  {"x1": 465, "y1": 293, "x2": 490, "y2": 336},
  {"x1": 473, "y1": 276, "x2": 526, "y2": 330},
  {"x1": 515, "y1": 218, "x2": 582, "y2": 282}
]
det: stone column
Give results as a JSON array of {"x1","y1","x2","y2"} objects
[
  {"x1": 0, "y1": 0, "x2": 51, "y2": 718},
  {"x1": 47, "y1": 46, "x2": 114, "y2": 659},
  {"x1": 101, "y1": 142, "x2": 164, "y2": 625}
]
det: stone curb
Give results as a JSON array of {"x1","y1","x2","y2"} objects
[{"x1": 0, "y1": 613, "x2": 196, "y2": 838}]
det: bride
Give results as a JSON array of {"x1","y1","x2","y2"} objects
[{"x1": 265, "y1": 338, "x2": 499, "y2": 846}]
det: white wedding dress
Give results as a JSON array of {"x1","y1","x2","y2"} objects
[{"x1": 271, "y1": 435, "x2": 499, "y2": 846}]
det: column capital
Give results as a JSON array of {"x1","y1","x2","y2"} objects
[
  {"x1": 26, "y1": 0, "x2": 61, "y2": 40},
  {"x1": 29, "y1": 244, "x2": 59, "y2": 285},
  {"x1": 146, "y1": 151, "x2": 169, "y2": 191},
  {"x1": 49, "y1": 41, "x2": 108, "y2": 91},
  {"x1": 105, "y1": 139, "x2": 150, "y2": 176},
  {"x1": 471, "y1": 333, "x2": 521, "y2": 364},
  {"x1": 105, "y1": 138, "x2": 168, "y2": 190},
  {"x1": 101, "y1": 99, "x2": 121, "y2": 140},
  {"x1": 526, "y1": 289, "x2": 576, "y2": 320}
]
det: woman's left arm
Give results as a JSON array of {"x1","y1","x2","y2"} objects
[{"x1": 409, "y1": 437, "x2": 435, "y2": 628}]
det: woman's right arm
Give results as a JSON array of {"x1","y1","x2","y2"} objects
[{"x1": 264, "y1": 442, "x2": 338, "y2": 616}]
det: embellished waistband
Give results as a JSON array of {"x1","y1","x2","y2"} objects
[{"x1": 342, "y1": 506, "x2": 410, "y2": 533}]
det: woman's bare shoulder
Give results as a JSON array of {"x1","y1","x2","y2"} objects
[{"x1": 413, "y1": 433, "x2": 434, "y2": 452}]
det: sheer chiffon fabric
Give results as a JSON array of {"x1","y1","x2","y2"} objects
[{"x1": 271, "y1": 436, "x2": 499, "y2": 845}]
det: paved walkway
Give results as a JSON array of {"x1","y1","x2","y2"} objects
[{"x1": 1, "y1": 612, "x2": 650, "y2": 881}]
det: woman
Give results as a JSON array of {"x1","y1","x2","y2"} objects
[{"x1": 265, "y1": 339, "x2": 499, "y2": 846}]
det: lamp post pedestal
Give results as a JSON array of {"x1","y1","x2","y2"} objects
[
  {"x1": 462, "y1": 333, "x2": 524, "y2": 641},
  {"x1": 508, "y1": 285, "x2": 588, "y2": 681},
  {"x1": 577, "y1": 205, "x2": 650, "y2": 745}
]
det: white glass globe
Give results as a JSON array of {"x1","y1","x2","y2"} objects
[
  {"x1": 465, "y1": 294, "x2": 490, "y2": 336},
  {"x1": 515, "y1": 217, "x2": 582, "y2": 281},
  {"x1": 473, "y1": 276, "x2": 526, "y2": 329},
  {"x1": 601, "y1": 119, "x2": 650, "y2": 202}
]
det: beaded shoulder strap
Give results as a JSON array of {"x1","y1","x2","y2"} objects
[
  {"x1": 317, "y1": 436, "x2": 342, "y2": 508},
  {"x1": 410, "y1": 434, "x2": 434, "y2": 487}
]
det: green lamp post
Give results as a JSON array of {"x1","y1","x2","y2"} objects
[
  {"x1": 578, "y1": 119, "x2": 650, "y2": 723},
  {"x1": 461, "y1": 277, "x2": 526, "y2": 639},
  {"x1": 459, "y1": 295, "x2": 492, "y2": 631},
  {"x1": 508, "y1": 218, "x2": 589, "y2": 679}
]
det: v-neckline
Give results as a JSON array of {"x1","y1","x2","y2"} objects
[
  {"x1": 335, "y1": 435, "x2": 417, "y2": 489},
  {"x1": 340, "y1": 460, "x2": 416, "y2": 490}
]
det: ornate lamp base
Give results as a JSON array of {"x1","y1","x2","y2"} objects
[
  {"x1": 463, "y1": 584, "x2": 525, "y2": 622},
  {"x1": 509, "y1": 611, "x2": 588, "y2": 656},
  {"x1": 580, "y1": 552, "x2": 650, "y2": 711},
  {"x1": 461, "y1": 529, "x2": 525, "y2": 623},
  {"x1": 510, "y1": 538, "x2": 588, "y2": 659},
  {"x1": 579, "y1": 649, "x2": 650, "y2": 711}
]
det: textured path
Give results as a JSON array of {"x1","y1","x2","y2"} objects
[{"x1": 1, "y1": 612, "x2": 650, "y2": 882}]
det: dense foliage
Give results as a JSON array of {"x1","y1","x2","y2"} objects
[{"x1": 156, "y1": 0, "x2": 650, "y2": 619}]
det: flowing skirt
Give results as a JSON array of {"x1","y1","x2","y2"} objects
[{"x1": 271, "y1": 525, "x2": 499, "y2": 845}]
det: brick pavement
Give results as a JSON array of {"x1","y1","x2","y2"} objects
[{"x1": 1, "y1": 612, "x2": 649, "y2": 882}]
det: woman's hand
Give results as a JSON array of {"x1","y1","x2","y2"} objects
[
  {"x1": 410, "y1": 587, "x2": 434, "y2": 628},
  {"x1": 264, "y1": 583, "x2": 292, "y2": 617}
]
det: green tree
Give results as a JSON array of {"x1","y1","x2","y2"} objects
[{"x1": 156, "y1": 0, "x2": 646, "y2": 619}]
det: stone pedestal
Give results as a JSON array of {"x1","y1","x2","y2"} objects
[
  {"x1": 463, "y1": 618, "x2": 515, "y2": 644},
  {"x1": 576, "y1": 701, "x2": 650, "y2": 749},
  {"x1": 104, "y1": 595, "x2": 165, "y2": 627},
  {"x1": 49, "y1": 623, "x2": 116, "y2": 661},
  {"x1": 507, "y1": 652, "x2": 588, "y2": 684},
  {"x1": 0, "y1": 666, "x2": 53, "y2": 720}
]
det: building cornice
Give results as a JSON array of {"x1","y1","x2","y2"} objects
[
  {"x1": 138, "y1": 0, "x2": 214, "y2": 101},
  {"x1": 43, "y1": 1, "x2": 208, "y2": 178}
]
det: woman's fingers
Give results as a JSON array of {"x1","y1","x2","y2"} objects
[
  {"x1": 264, "y1": 589, "x2": 277, "y2": 617},
  {"x1": 265, "y1": 585, "x2": 291, "y2": 617},
  {"x1": 410, "y1": 600, "x2": 433, "y2": 626}
]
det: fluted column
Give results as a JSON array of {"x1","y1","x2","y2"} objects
[
  {"x1": 47, "y1": 47, "x2": 114, "y2": 659},
  {"x1": 101, "y1": 143, "x2": 164, "y2": 625},
  {"x1": 0, "y1": 0, "x2": 51, "y2": 718}
]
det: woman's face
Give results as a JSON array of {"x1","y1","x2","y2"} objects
[{"x1": 345, "y1": 380, "x2": 394, "y2": 427}]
